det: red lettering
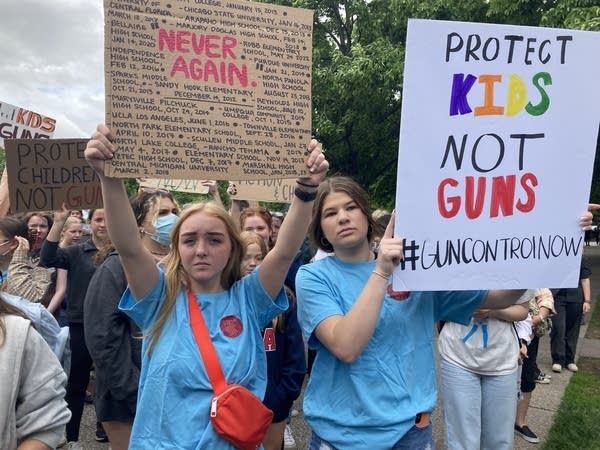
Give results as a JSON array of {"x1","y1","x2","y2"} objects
[
  {"x1": 16, "y1": 108, "x2": 27, "y2": 124},
  {"x1": 438, "y1": 174, "x2": 537, "y2": 219},
  {"x1": 490, "y1": 175, "x2": 516, "y2": 217},
  {"x1": 437, "y1": 178, "x2": 460, "y2": 218},
  {"x1": 158, "y1": 28, "x2": 238, "y2": 59},
  {"x1": 465, "y1": 176, "x2": 486, "y2": 219},
  {"x1": 516, "y1": 172, "x2": 537, "y2": 212},
  {"x1": 263, "y1": 327, "x2": 276, "y2": 351}
]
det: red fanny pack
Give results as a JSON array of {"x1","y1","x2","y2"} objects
[{"x1": 188, "y1": 290, "x2": 273, "y2": 449}]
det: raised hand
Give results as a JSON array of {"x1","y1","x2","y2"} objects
[
  {"x1": 298, "y1": 139, "x2": 329, "y2": 187},
  {"x1": 53, "y1": 203, "x2": 70, "y2": 224},
  {"x1": 85, "y1": 124, "x2": 116, "y2": 176},
  {"x1": 375, "y1": 212, "x2": 403, "y2": 277}
]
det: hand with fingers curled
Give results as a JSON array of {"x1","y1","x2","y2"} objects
[
  {"x1": 200, "y1": 180, "x2": 218, "y2": 195},
  {"x1": 297, "y1": 139, "x2": 329, "y2": 188},
  {"x1": 85, "y1": 124, "x2": 116, "y2": 177},
  {"x1": 374, "y1": 212, "x2": 403, "y2": 278},
  {"x1": 580, "y1": 203, "x2": 600, "y2": 229}
]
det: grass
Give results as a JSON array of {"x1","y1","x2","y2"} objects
[{"x1": 542, "y1": 298, "x2": 600, "y2": 450}]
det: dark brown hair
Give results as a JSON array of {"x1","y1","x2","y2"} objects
[
  {"x1": 309, "y1": 176, "x2": 382, "y2": 253},
  {"x1": 0, "y1": 216, "x2": 28, "y2": 240}
]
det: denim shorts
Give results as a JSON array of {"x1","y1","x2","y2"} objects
[{"x1": 309, "y1": 424, "x2": 434, "y2": 450}]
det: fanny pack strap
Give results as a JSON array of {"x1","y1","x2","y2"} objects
[{"x1": 188, "y1": 289, "x2": 228, "y2": 394}]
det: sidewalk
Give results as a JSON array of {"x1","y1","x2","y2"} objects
[
  {"x1": 77, "y1": 246, "x2": 600, "y2": 449},
  {"x1": 512, "y1": 244, "x2": 600, "y2": 449}
]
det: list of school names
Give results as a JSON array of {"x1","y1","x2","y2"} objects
[{"x1": 105, "y1": 0, "x2": 314, "y2": 179}]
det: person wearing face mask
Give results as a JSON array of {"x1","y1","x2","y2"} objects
[
  {"x1": 0, "y1": 215, "x2": 56, "y2": 304},
  {"x1": 138, "y1": 188, "x2": 179, "y2": 255},
  {"x1": 83, "y1": 190, "x2": 177, "y2": 450}
]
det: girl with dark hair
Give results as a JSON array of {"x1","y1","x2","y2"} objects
[
  {"x1": 0, "y1": 215, "x2": 55, "y2": 304},
  {"x1": 295, "y1": 176, "x2": 547, "y2": 449},
  {"x1": 84, "y1": 123, "x2": 327, "y2": 448}
]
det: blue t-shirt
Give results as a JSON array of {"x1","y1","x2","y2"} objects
[
  {"x1": 296, "y1": 256, "x2": 485, "y2": 449},
  {"x1": 119, "y1": 267, "x2": 288, "y2": 449}
]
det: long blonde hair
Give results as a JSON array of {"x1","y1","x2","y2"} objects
[{"x1": 146, "y1": 202, "x2": 244, "y2": 352}]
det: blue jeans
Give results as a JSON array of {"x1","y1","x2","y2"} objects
[
  {"x1": 440, "y1": 358, "x2": 518, "y2": 450},
  {"x1": 309, "y1": 424, "x2": 434, "y2": 450}
]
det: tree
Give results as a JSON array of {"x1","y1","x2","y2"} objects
[{"x1": 266, "y1": 0, "x2": 599, "y2": 209}]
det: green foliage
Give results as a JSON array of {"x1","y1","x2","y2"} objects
[
  {"x1": 543, "y1": 370, "x2": 600, "y2": 449},
  {"x1": 542, "y1": 0, "x2": 600, "y2": 30}
]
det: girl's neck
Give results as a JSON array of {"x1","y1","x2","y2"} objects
[
  {"x1": 91, "y1": 234, "x2": 107, "y2": 249},
  {"x1": 142, "y1": 235, "x2": 169, "y2": 257},
  {"x1": 190, "y1": 277, "x2": 225, "y2": 294},
  {"x1": 334, "y1": 241, "x2": 374, "y2": 263}
]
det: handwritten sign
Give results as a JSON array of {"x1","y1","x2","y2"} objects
[
  {"x1": 230, "y1": 178, "x2": 296, "y2": 203},
  {"x1": 103, "y1": 0, "x2": 314, "y2": 180},
  {"x1": 4, "y1": 139, "x2": 102, "y2": 213},
  {"x1": 394, "y1": 19, "x2": 600, "y2": 291},
  {"x1": 0, "y1": 101, "x2": 56, "y2": 148},
  {"x1": 138, "y1": 178, "x2": 210, "y2": 194}
]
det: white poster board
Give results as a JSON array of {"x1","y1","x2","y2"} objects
[
  {"x1": 394, "y1": 19, "x2": 600, "y2": 291},
  {"x1": 0, "y1": 101, "x2": 56, "y2": 148}
]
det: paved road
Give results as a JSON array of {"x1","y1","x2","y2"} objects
[{"x1": 78, "y1": 245, "x2": 600, "y2": 449}]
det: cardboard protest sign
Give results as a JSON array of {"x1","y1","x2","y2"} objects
[
  {"x1": 229, "y1": 178, "x2": 296, "y2": 203},
  {"x1": 138, "y1": 178, "x2": 210, "y2": 194},
  {"x1": 394, "y1": 19, "x2": 600, "y2": 291},
  {"x1": 104, "y1": 0, "x2": 313, "y2": 180},
  {"x1": 4, "y1": 139, "x2": 102, "y2": 213},
  {"x1": 0, "y1": 102, "x2": 56, "y2": 148}
]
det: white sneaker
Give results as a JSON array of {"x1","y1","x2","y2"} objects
[
  {"x1": 67, "y1": 442, "x2": 83, "y2": 450},
  {"x1": 567, "y1": 363, "x2": 579, "y2": 372},
  {"x1": 283, "y1": 425, "x2": 297, "y2": 449},
  {"x1": 552, "y1": 363, "x2": 562, "y2": 373}
]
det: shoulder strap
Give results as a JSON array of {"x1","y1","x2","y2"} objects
[{"x1": 187, "y1": 290, "x2": 228, "y2": 393}]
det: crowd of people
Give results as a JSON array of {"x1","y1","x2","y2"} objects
[{"x1": 0, "y1": 123, "x2": 595, "y2": 450}]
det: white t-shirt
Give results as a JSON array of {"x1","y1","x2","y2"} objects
[{"x1": 438, "y1": 289, "x2": 532, "y2": 376}]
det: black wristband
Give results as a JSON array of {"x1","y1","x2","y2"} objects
[
  {"x1": 296, "y1": 179, "x2": 319, "y2": 188},
  {"x1": 294, "y1": 187, "x2": 317, "y2": 202}
]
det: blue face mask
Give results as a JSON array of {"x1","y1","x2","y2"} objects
[{"x1": 151, "y1": 213, "x2": 177, "y2": 247}]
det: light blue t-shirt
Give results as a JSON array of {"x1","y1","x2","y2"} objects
[
  {"x1": 296, "y1": 256, "x2": 485, "y2": 449},
  {"x1": 119, "y1": 267, "x2": 288, "y2": 449}
]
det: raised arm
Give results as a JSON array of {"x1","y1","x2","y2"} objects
[
  {"x1": 227, "y1": 182, "x2": 242, "y2": 226},
  {"x1": 85, "y1": 124, "x2": 158, "y2": 299},
  {"x1": 39, "y1": 207, "x2": 69, "y2": 269},
  {"x1": 258, "y1": 140, "x2": 328, "y2": 298},
  {"x1": 202, "y1": 180, "x2": 224, "y2": 210},
  {"x1": 314, "y1": 214, "x2": 403, "y2": 363}
]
